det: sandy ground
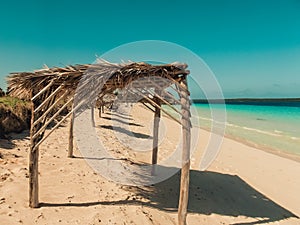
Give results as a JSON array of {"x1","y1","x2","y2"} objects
[{"x1": 0, "y1": 103, "x2": 300, "y2": 225}]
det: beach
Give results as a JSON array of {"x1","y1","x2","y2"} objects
[{"x1": 1, "y1": 103, "x2": 300, "y2": 225}]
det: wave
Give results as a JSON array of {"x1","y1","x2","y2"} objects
[
  {"x1": 274, "y1": 130, "x2": 283, "y2": 134},
  {"x1": 194, "y1": 115, "x2": 300, "y2": 141},
  {"x1": 241, "y1": 126, "x2": 282, "y2": 137},
  {"x1": 291, "y1": 136, "x2": 300, "y2": 140},
  {"x1": 195, "y1": 115, "x2": 285, "y2": 138},
  {"x1": 197, "y1": 116, "x2": 213, "y2": 121}
]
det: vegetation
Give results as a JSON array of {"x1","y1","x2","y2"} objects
[
  {"x1": 0, "y1": 96, "x2": 31, "y2": 138},
  {"x1": 0, "y1": 96, "x2": 30, "y2": 109}
]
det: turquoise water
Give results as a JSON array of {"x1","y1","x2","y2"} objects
[{"x1": 193, "y1": 103, "x2": 300, "y2": 157}]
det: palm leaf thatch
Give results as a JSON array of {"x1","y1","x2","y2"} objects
[{"x1": 7, "y1": 59, "x2": 189, "y2": 100}]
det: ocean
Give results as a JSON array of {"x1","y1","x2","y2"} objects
[{"x1": 193, "y1": 101, "x2": 300, "y2": 158}]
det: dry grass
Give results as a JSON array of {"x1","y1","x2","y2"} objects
[{"x1": 0, "y1": 96, "x2": 30, "y2": 109}]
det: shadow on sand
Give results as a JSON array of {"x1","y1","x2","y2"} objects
[
  {"x1": 39, "y1": 168, "x2": 298, "y2": 225},
  {"x1": 104, "y1": 111, "x2": 134, "y2": 121},
  {"x1": 98, "y1": 125, "x2": 152, "y2": 139},
  {"x1": 0, "y1": 130, "x2": 30, "y2": 150},
  {"x1": 0, "y1": 121, "x2": 68, "y2": 150},
  {"x1": 101, "y1": 116, "x2": 143, "y2": 127}
]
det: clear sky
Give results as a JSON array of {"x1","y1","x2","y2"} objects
[{"x1": 0, "y1": 0, "x2": 300, "y2": 98}]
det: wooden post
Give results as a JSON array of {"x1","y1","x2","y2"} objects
[
  {"x1": 91, "y1": 106, "x2": 95, "y2": 127},
  {"x1": 178, "y1": 78, "x2": 191, "y2": 225},
  {"x1": 29, "y1": 95, "x2": 39, "y2": 208},
  {"x1": 151, "y1": 98, "x2": 161, "y2": 175},
  {"x1": 98, "y1": 106, "x2": 102, "y2": 118},
  {"x1": 29, "y1": 87, "x2": 54, "y2": 208},
  {"x1": 29, "y1": 141, "x2": 39, "y2": 207},
  {"x1": 68, "y1": 105, "x2": 74, "y2": 158}
]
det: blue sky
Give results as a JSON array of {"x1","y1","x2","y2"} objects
[{"x1": 0, "y1": 0, "x2": 300, "y2": 98}]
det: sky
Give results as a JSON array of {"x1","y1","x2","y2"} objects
[{"x1": 0, "y1": 0, "x2": 300, "y2": 98}]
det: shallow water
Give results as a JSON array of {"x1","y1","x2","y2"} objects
[{"x1": 193, "y1": 102, "x2": 300, "y2": 157}]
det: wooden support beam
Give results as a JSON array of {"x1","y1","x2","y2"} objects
[
  {"x1": 29, "y1": 87, "x2": 54, "y2": 208},
  {"x1": 32, "y1": 90, "x2": 70, "y2": 127},
  {"x1": 32, "y1": 97, "x2": 89, "y2": 151},
  {"x1": 91, "y1": 106, "x2": 95, "y2": 127},
  {"x1": 151, "y1": 98, "x2": 161, "y2": 175},
  {"x1": 148, "y1": 80, "x2": 182, "y2": 105},
  {"x1": 68, "y1": 104, "x2": 74, "y2": 158},
  {"x1": 29, "y1": 143, "x2": 39, "y2": 208},
  {"x1": 148, "y1": 88, "x2": 181, "y2": 115},
  {"x1": 33, "y1": 108, "x2": 74, "y2": 151},
  {"x1": 34, "y1": 83, "x2": 64, "y2": 113},
  {"x1": 133, "y1": 89, "x2": 182, "y2": 126},
  {"x1": 178, "y1": 78, "x2": 191, "y2": 225},
  {"x1": 32, "y1": 97, "x2": 73, "y2": 140},
  {"x1": 29, "y1": 92, "x2": 39, "y2": 208},
  {"x1": 31, "y1": 79, "x2": 54, "y2": 101}
]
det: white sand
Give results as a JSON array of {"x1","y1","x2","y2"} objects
[{"x1": 0, "y1": 104, "x2": 299, "y2": 224}]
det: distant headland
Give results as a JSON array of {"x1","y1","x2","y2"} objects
[{"x1": 192, "y1": 98, "x2": 300, "y2": 107}]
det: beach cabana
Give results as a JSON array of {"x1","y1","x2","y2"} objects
[{"x1": 7, "y1": 59, "x2": 192, "y2": 225}]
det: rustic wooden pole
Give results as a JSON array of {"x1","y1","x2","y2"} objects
[
  {"x1": 29, "y1": 93, "x2": 39, "y2": 208},
  {"x1": 29, "y1": 136, "x2": 39, "y2": 207},
  {"x1": 68, "y1": 104, "x2": 74, "y2": 158},
  {"x1": 151, "y1": 98, "x2": 161, "y2": 175},
  {"x1": 91, "y1": 106, "x2": 95, "y2": 127},
  {"x1": 178, "y1": 78, "x2": 191, "y2": 225}
]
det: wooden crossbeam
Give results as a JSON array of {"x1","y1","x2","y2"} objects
[
  {"x1": 32, "y1": 97, "x2": 74, "y2": 141},
  {"x1": 132, "y1": 88, "x2": 183, "y2": 126},
  {"x1": 32, "y1": 108, "x2": 74, "y2": 151},
  {"x1": 147, "y1": 88, "x2": 181, "y2": 115},
  {"x1": 31, "y1": 79, "x2": 55, "y2": 101},
  {"x1": 34, "y1": 83, "x2": 65, "y2": 113},
  {"x1": 148, "y1": 80, "x2": 182, "y2": 105},
  {"x1": 32, "y1": 90, "x2": 70, "y2": 127}
]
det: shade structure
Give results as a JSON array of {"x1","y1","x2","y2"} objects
[{"x1": 7, "y1": 59, "x2": 192, "y2": 225}]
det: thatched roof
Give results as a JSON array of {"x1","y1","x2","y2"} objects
[
  {"x1": 7, "y1": 59, "x2": 189, "y2": 101},
  {"x1": 10, "y1": 59, "x2": 193, "y2": 224}
]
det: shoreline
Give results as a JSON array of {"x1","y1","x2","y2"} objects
[
  {"x1": 224, "y1": 133, "x2": 300, "y2": 163},
  {"x1": 1, "y1": 104, "x2": 300, "y2": 224},
  {"x1": 2, "y1": 116, "x2": 300, "y2": 164},
  {"x1": 227, "y1": 131, "x2": 300, "y2": 163},
  {"x1": 194, "y1": 125, "x2": 300, "y2": 164}
]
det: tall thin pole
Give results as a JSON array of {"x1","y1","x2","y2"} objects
[
  {"x1": 178, "y1": 78, "x2": 191, "y2": 225},
  {"x1": 68, "y1": 104, "x2": 74, "y2": 158},
  {"x1": 29, "y1": 92, "x2": 39, "y2": 208},
  {"x1": 151, "y1": 98, "x2": 161, "y2": 175},
  {"x1": 91, "y1": 106, "x2": 95, "y2": 127}
]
